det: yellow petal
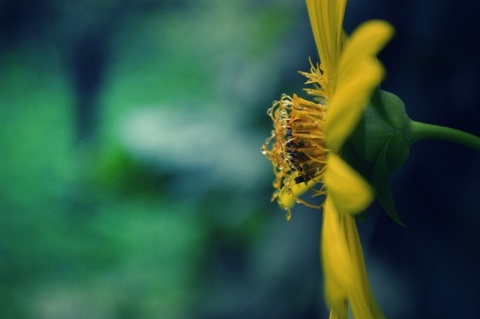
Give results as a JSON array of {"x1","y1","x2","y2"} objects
[
  {"x1": 342, "y1": 20, "x2": 394, "y2": 70},
  {"x1": 306, "y1": 0, "x2": 346, "y2": 84},
  {"x1": 324, "y1": 59, "x2": 383, "y2": 152},
  {"x1": 328, "y1": 310, "x2": 348, "y2": 319},
  {"x1": 278, "y1": 174, "x2": 321, "y2": 209},
  {"x1": 321, "y1": 196, "x2": 353, "y2": 316},
  {"x1": 322, "y1": 196, "x2": 382, "y2": 319},
  {"x1": 324, "y1": 21, "x2": 394, "y2": 152},
  {"x1": 323, "y1": 153, "x2": 373, "y2": 215},
  {"x1": 345, "y1": 216, "x2": 386, "y2": 319},
  {"x1": 329, "y1": 309, "x2": 347, "y2": 319}
]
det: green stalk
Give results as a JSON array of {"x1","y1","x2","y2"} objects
[{"x1": 410, "y1": 121, "x2": 480, "y2": 152}]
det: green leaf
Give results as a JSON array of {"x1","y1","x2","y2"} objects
[{"x1": 371, "y1": 140, "x2": 405, "y2": 226}]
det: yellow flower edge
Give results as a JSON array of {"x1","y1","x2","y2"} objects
[
  {"x1": 322, "y1": 196, "x2": 385, "y2": 319},
  {"x1": 306, "y1": 0, "x2": 346, "y2": 90},
  {"x1": 325, "y1": 20, "x2": 394, "y2": 153},
  {"x1": 263, "y1": 2, "x2": 394, "y2": 316},
  {"x1": 278, "y1": 20, "x2": 394, "y2": 213},
  {"x1": 323, "y1": 153, "x2": 373, "y2": 215}
]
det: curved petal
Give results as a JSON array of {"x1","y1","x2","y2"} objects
[
  {"x1": 278, "y1": 174, "x2": 321, "y2": 209},
  {"x1": 344, "y1": 215, "x2": 386, "y2": 319},
  {"x1": 324, "y1": 21, "x2": 394, "y2": 152},
  {"x1": 324, "y1": 59, "x2": 383, "y2": 152},
  {"x1": 322, "y1": 196, "x2": 383, "y2": 319},
  {"x1": 321, "y1": 196, "x2": 353, "y2": 317},
  {"x1": 323, "y1": 153, "x2": 373, "y2": 215},
  {"x1": 306, "y1": 0, "x2": 346, "y2": 83},
  {"x1": 342, "y1": 20, "x2": 394, "y2": 70}
]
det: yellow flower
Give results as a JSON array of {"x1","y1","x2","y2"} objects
[{"x1": 262, "y1": 0, "x2": 393, "y2": 318}]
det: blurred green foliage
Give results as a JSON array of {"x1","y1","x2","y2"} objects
[
  {"x1": 0, "y1": 43, "x2": 204, "y2": 318},
  {"x1": 0, "y1": 1, "x2": 304, "y2": 318}
]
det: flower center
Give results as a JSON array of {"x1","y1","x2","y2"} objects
[
  {"x1": 286, "y1": 95, "x2": 328, "y2": 183},
  {"x1": 263, "y1": 93, "x2": 329, "y2": 187}
]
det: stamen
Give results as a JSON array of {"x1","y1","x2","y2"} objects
[{"x1": 262, "y1": 92, "x2": 329, "y2": 210}]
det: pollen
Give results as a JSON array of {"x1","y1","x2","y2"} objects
[{"x1": 262, "y1": 93, "x2": 329, "y2": 214}]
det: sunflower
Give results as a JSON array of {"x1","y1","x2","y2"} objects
[{"x1": 262, "y1": 0, "x2": 393, "y2": 318}]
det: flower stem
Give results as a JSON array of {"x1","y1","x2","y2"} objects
[{"x1": 410, "y1": 121, "x2": 480, "y2": 152}]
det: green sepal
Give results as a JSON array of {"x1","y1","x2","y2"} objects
[
  {"x1": 371, "y1": 140, "x2": 405, "y2": 226},
  {"x1": 350, "y1": 89, "x2": 411, "y2": 173},
  {"x1": 346, "y1": 89, "x2": 411, "y2": 224},
  {"x1": 370, "y1": 89, "x2": 408, "y2": 131}
]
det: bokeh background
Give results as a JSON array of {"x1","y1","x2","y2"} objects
[{"x1": 1, "y1": 0, "x2": 479, "y2": 318}]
